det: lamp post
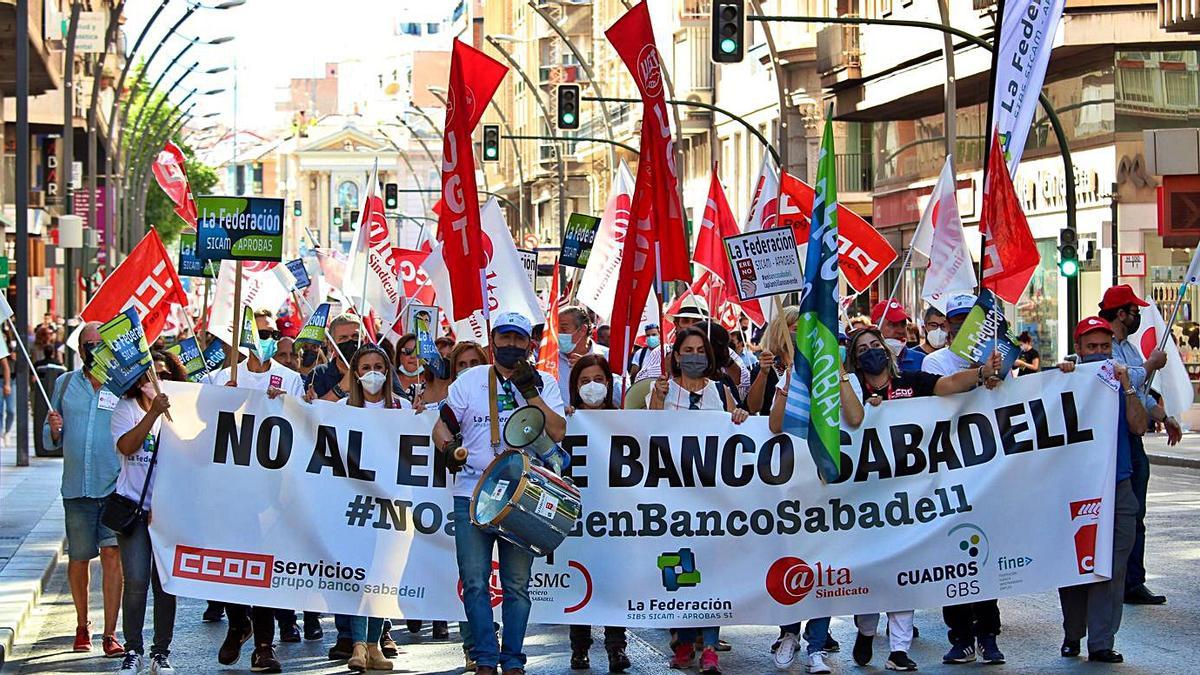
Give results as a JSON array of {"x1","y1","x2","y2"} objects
[{"x1": 15, "y1": 0, "x2": 30, "y2": 464}]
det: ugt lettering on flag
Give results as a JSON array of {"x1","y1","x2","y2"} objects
[{"x1": 785, "y1": 115, "x2": 841, "y2": 483}]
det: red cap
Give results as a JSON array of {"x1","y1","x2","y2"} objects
[
  {"x1": 1074, "y1": 316, "x2": 1114, "y2": 342},
  {"x1": 871, "y1": 299, "x2": 909, "y2": 325},
  {"x1": 1099, "y1": 284, "x2": 1149, "y2": 311},
  {"x1": 276, "y1": 315, "x2": 301, "y2": 339}
]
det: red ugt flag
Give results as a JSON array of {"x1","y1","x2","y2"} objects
[
  {"x1": 150, "y1": 141, "x2": 198, "y2": 227},
  {"x1": 980, "y1": 130, "x2": 1039, "y2": 304},
  {"x1": 437, "y1": 39, "x2": 507, "y2": 320},
  {"x1": 605, "y1": 2, "x2": 688, "y2": 374},
  {"x1": 81, "y1": 229, "x2": 187, "y2": 343}
]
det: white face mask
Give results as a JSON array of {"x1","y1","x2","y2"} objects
[
  {"x1": 884, "y1": 338, "x2": 906, "y2": 356},
  {"x1": 578, "y1": 381, "x2": 608, "y2": 407},
  {"x1": 359, "y1": 371, "x2": 386, "y2": 396},
  {"x1": 925, "y1": 328, "x2": 948, "y2": 349}
]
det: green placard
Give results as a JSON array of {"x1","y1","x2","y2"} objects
[
  {"x1": 195, "y1": 196, "x2": 285, "y2": 262},
  {"x1": 0, "y1": 257, "x2": 8, "y2": 289}
]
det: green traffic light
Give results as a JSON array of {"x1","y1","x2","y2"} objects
[
  {"x1": 1060, "y1": 258, "x2": 1078, "y2": 277},
  {"x1": 562, "y1": 112, "x2": 576, "y2": 125},
  {"x1": 720, "y1": 38, "x2": 738, "y2": 54},
  {"x1": 486, "y1": 148, "x2": 497, "y2": 158}
]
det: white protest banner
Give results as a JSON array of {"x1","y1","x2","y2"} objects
[
  {"x1": 723, "y1": 228, "x2": 804, "y2": 301},
  {"x1": 152, "y1": 368, "x2": 1116, "y2": 625}
]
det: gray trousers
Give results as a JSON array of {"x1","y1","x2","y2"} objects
[
  {"x1": 1059, "y1": 479, "x2": 1138, "y2": 652},
  {"x1": 119, "y1": 518, "x2": 176, "y2": 656}
]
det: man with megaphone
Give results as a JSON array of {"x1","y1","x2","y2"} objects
[{"x1": 433, "y1": 311, "x2": 566, "y2": 675}]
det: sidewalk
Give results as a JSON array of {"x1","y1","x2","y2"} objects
[
  {"x1": 1144, "y1": 431, "x2": 1200, "y2": 469},
  {"x1": 0, "y1": 440, "x2": 65, "y2": 668}
]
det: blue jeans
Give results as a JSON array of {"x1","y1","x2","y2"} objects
[
  {"x1": 63, "y1": 497, "x2": 117, "y2": 561},
  {"x1": 781, "y1": 617, "x2": 831, "y2": 655},
  {"x1": 118, "y1": 519, "x2": 175, "y2": 656},
  {"x1": 347, "y1": 616, "x2": 384, "y2": 642},
  {"x1": 335, "y1": 613, "x2": 353, "y2": 641},
  {"x1": 454, "y1": 496, "x2": 534, "y2": 671},
  {"x1": 677, "y1": 626, "x2": 719, "y2": 649},
  {"x1": 2, "y1": 388, "x2": 15, "y2": 434}
]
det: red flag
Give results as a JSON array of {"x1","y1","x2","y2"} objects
[
  {"x1": 605, "y1": 2, "x2": 688, "y2": 375},
  {"x1": 80, "y1": 229, "x2": 187, "y2": 342},
  {"x1": 777, "y1": 173, "x2": 898, "y2": 292},
  {"x1": 150, "y1": 141, "x2": 198, "y2": 227},
  {"x1": 437, "y1": 39, "x2": 508, "y2": 321},
  {"x1": 392, "y1": 247, "x2": 438, "y2": 308},
  {"x1": 980, "y1": 131, "x2": 1039, "y2": 304},
  {"x1": 694, "y1": 167, "x2": 765, "y2": 325},
  {"x1": 536, "y1": 259, "x2": 561, "y2": 380}
]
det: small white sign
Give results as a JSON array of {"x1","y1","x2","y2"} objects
[
  {"x1": 1119, "y1": 253, "x2": 1146, "y2": 278},
  {"x1": 517, "y1": 248, "x2": 538, "y2": 290},
  {"x1": 491, "y1": 479, "x2": 510, "y2": 502},
  {"x1": 35, "y1": 285, "x2": 54, "y2": 300},
  {"x1": 723, "y1": 228, "x2": 805, "y2": 301},
  {"x1": 535, "y1": 492, "x2": 559, "y2": 519},
  {"x1": 74, "y1": 11, "x2": 107, "y2": 54}
]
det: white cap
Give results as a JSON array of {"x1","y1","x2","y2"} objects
[
  {"x1": 670, "y1": 295, "x2": 710, "y2": 320},
  {"x1": 946, "y1": 294, "x2": 978, "y2": 318},
  {"x1": 493, "y1": 311, "x2": 532, "y2": 339}
]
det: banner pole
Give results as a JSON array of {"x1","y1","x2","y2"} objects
[
  {"x1": 229, "y1": 260, "x2": 243, "y2": 387},
  {"x1": 6, "y1": 318, "x2": 53, "y2": 411},
  {"x1": 1145, "y1": 283, "x2": 1188, "y2": 391}
]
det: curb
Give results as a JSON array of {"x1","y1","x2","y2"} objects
[
  {"x1": 0, "y1": 500, "x2": 66, "y2": 669},
  {"x1": 1147, "y1": 452, "x2": 1200, "y2": 470}
]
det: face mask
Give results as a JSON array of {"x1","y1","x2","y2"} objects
[
  {"x1": 399, "y1": 363, "x2": 423, "y2": 377},
  {"x1": 300, "y1": 349, "x2": 319, "y2": 367},
  {"x1": 839, "y1": 345, "x2": 847, "y2": 363},
  {"x1": 494, "y1": 345, "x2": 528, "y2": 369},
  {"x1": 1079, "y1": 353, "x2": 1109, "y2": 364},
  {"x1": 139, "y1": 382, "x2": 157, "y2": 400},
  {"x1": 336, "y1": 340, "x2": 358, "y2": 366},
  {"x1": 926, "y1": 328, "x2": 947, "y2": 349},
  {"x1": 884, "y1": 338, "x2": 905, "y2": 356},
  {"x1": 557, "y1": 334, "x2": 577, "y2": 355},
  {"x1": 646, "y1": 335, "x2": 661, "y2": 349},
  {"x1": 426, "y1": 354, "x2": 450, "y2": 380},
  {"x1": 359, "y1": 370, "x2": 386, "y2": 395},
  {"x1": 81, "y1": 342, "x2": 97, "y2": 368},
  {"x1": 679, "y1": 353, "x2": 709, "y2": 379},
  {"x1": 1125, "y1": 314, "x2": 1141, "y2": 334},
  {"x1": 579, "y1": 381, "x2": 608, "y2": 406},
  {"x1": 255, "y1": 338, "x2": 278, "y2": 362},
  {"x1": 858, "y1": 347, "x2": 890, "y2": 376}
]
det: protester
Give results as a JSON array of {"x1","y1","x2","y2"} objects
[
  {"x1": 920, "y1": 294, "x2": 982, "y2": 378},
  {"x1": 635, "y1": 298, "x2": 749, "y2": 396},
  {"x1": 306, "y1": 313, "x2": 363, "y2": 398},
  {"x1": 595, "y1": 323, "x2": 611, "y2": 348},
  {"x1": 730, "y1": 329, "x2": 756, "y2": 372},
  {"x1": 1097, "y1": 284, "x2": 1180, "y2": 606},
  {"x1": 647, "y1": 327, "x2": 746, "y2": 675},
  {"x1": 871, "y1": 299, "x2": 924, "y2": 372},
  {"x1": 433, "y1": 312, "x2": 565, "y2": 675},
  {"x1": 915, "y1": 306, "x2": 948, "y2": 357},
  {"x1": 564, "y1": 354, "x2": 631, "y2": 672},
  {"x1": 1013, "y1": 331, "x2": 1040, "y2": 376},
  {"x1": 1056, "y1": 316, "x2": 1144, "y2": 663},
  {"x1": 274, "y1": 336, "x2": 298, "y2": 371},
  {"x1": 394, "y1": 333, "x2": 424, "y2": 402},
  {"x1": 43, "y1": 322, "x2": 124, "y2": 657},
  {"x1": 414, "y1": 345, "x2": 452, "y2": 410},
  {"x1": 628, "y1": 322, "x2": 660, "y2": 378},
  {"x1": 746, "y1": 306, "x2": 799, "y2": 415},
  {"x1": 112, "y1": 351, "x2": 185, "y2": 674},
  {"x1": 556, "y1": 305, "x2": 610, "y2": 403},
  {"x1": 436, "y1": 336, "x2": 455, "y2": 358},
  {"x1": 295, "y1": 339, "x2": 325, "y2": 381},
  {"x1": 448, "y1": 341, "x2": 488, "y2": 381}
]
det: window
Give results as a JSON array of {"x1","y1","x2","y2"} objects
[
  {"x1": 338, "y1": 181, "x2": 360, "y2": 212},
  {"x1": 427, "y1": 23, "x2": 440, "y2": 34}
]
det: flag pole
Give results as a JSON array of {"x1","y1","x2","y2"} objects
[
  {"x1": 1145, "y1": 283, "x2": 1188, "y2": 391},
  {"x1": 228, "y1": 261, "x2": 243, "y2": 387},
  {"x1": 6, "y1": 318, "x2": 53, "y2": 411}
]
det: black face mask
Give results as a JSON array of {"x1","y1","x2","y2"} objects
[
  {"x1": 80, "y1": 342, "x2": 97, "y2": 369},
  {"x1": 335, "y1": 340, "x2": 358, "y2": 366},
  {"x1": 300, "y1": 349, "x2": 319, "y2": 367},
  {"x1": 494, "y1": 346, "x2": 528, "y2": 369},
  {"x1": 1124, "y1": 313, "x2": 1141, "y2": 334}
]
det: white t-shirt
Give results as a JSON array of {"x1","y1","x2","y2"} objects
[
  {"x1": 445, "y1": 365, "x2": 564, "y2": 499},
  {"x1": 111, "y1": 397, "x2": 161, "y2": 504},
  {"x1": 921, "y1": 347, "x2": 972, "y2": 377},
  {"x1": 210, "y1": 360, "x2": 305, "y2": 397},
  {"x1": 650, "y1": 378, "x2": 727, "y2": 411},
  {"x1": 336, "y1": 396, "x2": 412, "y2": 410}
]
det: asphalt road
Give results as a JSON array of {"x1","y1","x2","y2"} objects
[{"x1": 10, "y1": 466, "x2": 1200, "y2": 674}]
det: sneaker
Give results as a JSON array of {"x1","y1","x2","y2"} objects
[
  {"x1": 73, "y1": 623, "x2": 92, "y2": 652},
  {"x1": 885, "y1": 651, "x2": 918, "y2": 671},
  {"x1": 250, "y1": 644, "x2": 283, "y2": 673},
  {"x1": 218, "y1": 626, "x2": 253, "y2": 665},
  {"x1": 773, "y1": 632, "x2": 799, "y2": 670},
  {"x1": 607, "y1": 645, "x2": 632, "y2": 673},
  {"x1": 669, "y1": 642, "x2": 695, "y2": 669},
  {"x1": 571, "y1": 647, "x2": 591, "y2": 669},
  {"x1": 715, "y1": 639, "x2": 733, "y2": 652},
  {"x1": 149, "y1": 652, "x2": 176, "y2": 675},
  {"x1": 853, "y1": 631, "x2": 874, "y2": 666},
  {"x1": 303, "y1": 614, "x2": 323, "y2": 641},
  {"x1": 699, "y1": 647, "x2": 721, "y2": 674},
  {"x1": 977, "y1": 635, "x2": 1005, "y2": 665},
  {"x1": 202, "y1": 602, "x2": 225, "y2": 623},
  {"x1": 328, "y1": 637, "x2": 355, "y2": 661},
  {"x1": 103, "y1": 634, "x2": 125, "y2": 657},
  {"x1": 118, "y1": 651, "x2": 144, "y2": 673},
  {"x1": 942, "y1": 641, "x2": 976, "y2": 664},
  {"x1": 279, "y1": 622, "x2": 301, "y2": 643},
  {"x1": 379, "y1": 629, "x2": 400, "y2": 657},
  {"x1": 432, "y1": 620, "x2": 450, "y2": 640},
  {"x1": 807, "y1": 651, "x2": 832, "y2": 674}
]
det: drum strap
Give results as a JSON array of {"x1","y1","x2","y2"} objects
[{"x1": 488, "y1": 367, "x2": 501, "y2": 453}]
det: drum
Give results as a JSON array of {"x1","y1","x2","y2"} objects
[{"x1": 470, "y1": 450, "x2": 582, "y2": 557}]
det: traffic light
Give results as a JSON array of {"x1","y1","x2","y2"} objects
[
  {"x1": 712, "y1": 0, "x2": 745, "y2": 63},
  {"x1": 1058, "y1": 227, "x2": 1079, "y2": 277},
  {"x1": 293, "y1": 200, "x2": 302, "y2": 217},
  {"x1": 333, "y1": 207, "x2": 343, "y2": 229},
  {"x1": 556, "y1": 84, "x2": 580, "y2": 130},
  {"x1": 384, "y1": 183, "x2": 398, "y2": 210},
  {"x1": 351, "y1": 209, "x2": 360, "y2": 226},
  {"x1": 482, "y1": 124, "x2": 501, "y2": 163}
]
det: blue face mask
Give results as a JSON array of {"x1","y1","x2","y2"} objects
[
  {"x1": 255, "y1": 338, "x2": 278, "y2": 362},
  {"x1": 1079, "y1": 352, "x2": 1109, "y2": 364},
  {"x1": 839, "y1": 345, "x2": 847, "y2": 364},
  {"x1": 557, "y1": 334, "x2": 577, "y2": 355},
  {"x1": 646, "y1": 335, "x2": 661, "y2": 349}
]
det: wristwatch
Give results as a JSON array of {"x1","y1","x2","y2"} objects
[{"x1": 840, "y1": 373, "x2": 852, "y2": 383}]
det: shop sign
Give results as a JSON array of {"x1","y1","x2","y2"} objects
[{"x1": 1119, "y1": 253, "x2": 1147, "y2": 278}]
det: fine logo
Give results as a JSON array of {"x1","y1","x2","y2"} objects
[{"x1": 657, "y1": 549, "x2": 700, "y2": 592}]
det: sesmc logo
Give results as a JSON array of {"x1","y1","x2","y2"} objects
[
  {"x1": 1070, "y1": 497, "x2": 1101, "y2": 574},
  {"x1": 173, "y1": 545, "x2": 273, "y2": 588},
  {"x1": 457, "y1": 560, "x2": 593, "y2": 613}
]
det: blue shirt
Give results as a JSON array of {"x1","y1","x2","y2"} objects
[
  {"x1": 1110, "y1": 338, "x2": 1157, "y2": 414},
  {"x1": 1116, "y1": 395, "x2": 1132, "y2": 483},
  {"x1": 44, "y1": 370, "x2": 120, "y2": 499},
  {"x1": 307, "y1": 360, "x2": 345, "y2": 398},
  {"x1": 897, "y1": 347, "x2": 926, "y2": 373}
]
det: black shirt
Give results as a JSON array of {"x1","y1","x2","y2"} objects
[
  {"x1": 861, "y1": 371, "x2": 940, "y2": 401},
  {"x1": 1017, "y1": 347, "x2": 1040, "y2": 376}
]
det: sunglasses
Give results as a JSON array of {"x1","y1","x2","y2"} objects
[
  {"x1": 258, "y1": 329, "x2": 281, "y2": 341},
  {"x1": 399, "y1": 347, "x2": 417, "y2": 356}
]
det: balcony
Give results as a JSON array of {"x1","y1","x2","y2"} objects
[
  {"x1": 1160, "y1": 0, "x2": 1200, "y2": 33},
  {"x1": 673, "y1": 24, "x2": 714, "y2": 125},
  {"x1": 816, "y1": 24, "x2": 861, "y2": 89},
  {"x1": 836, "y1": 153, "x2": 873, "y2": 194},
  {"x1": 539, "y1": 63, "x2": 587, "y2": 86}
]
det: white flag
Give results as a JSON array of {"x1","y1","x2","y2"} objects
[
  {"x1": 920, "y1": 157, "x2": 977, "y2": 313},
  {"x1": 991, "y1": 0, "x2": 1065, "y2": 173},
  {"x1": 742, "y1": 151, "x2": 779, "y2": 233},
  {"x1": 424, "y1": 199, "x2": 543, "y2": 345},
  {"x1": 1131, "y1": 302, "x2": 1194, "y2": 419},
  {"x1": 209, "y1": 260, "x2": 290, "y2": 348},
  {"x1": 577, "y1": 160, "x2": 635, "y2": 322},
  {"x1": 0, "y1": 294, "x2": 12, "y2": 323},
  {"x1": 342, "y1": 163, "x2": 405, "y2": 328},
  {"x1": 1185, "y1": 247, "x2": 1200, "y2": 286}
]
